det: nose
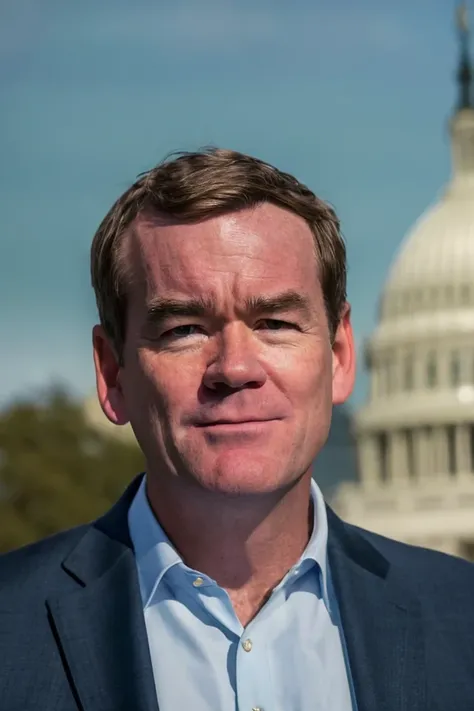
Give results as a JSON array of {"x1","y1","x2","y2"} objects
[{"x1": 203, "y1": 324, "x2": 267, "y2": 392}]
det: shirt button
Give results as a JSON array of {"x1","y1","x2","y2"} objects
[
  {"x1": 242, "y1": 638, "x2": 253, "y2": 652},
  {"x1": 192, "y1": 576, "x2": 204, "y2": 587}
]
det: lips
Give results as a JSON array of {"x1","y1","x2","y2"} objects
[{"x1": 196, "y1": 417, "x2": 279, "y2": 427}]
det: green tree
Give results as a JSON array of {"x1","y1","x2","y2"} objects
[{"x1": 0, "y1": 387, "x2": 144, "y2": 553}]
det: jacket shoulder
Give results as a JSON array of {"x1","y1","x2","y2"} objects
[
  {"x1": 353, "y1": 523, "x2": 474, "y2": 587},
  {"x1": 0, "y1": 526, "x2": 90, "y2": 605}
]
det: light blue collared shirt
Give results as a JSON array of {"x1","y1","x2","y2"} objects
[{"x1": 128, "y1": 476, "x2": 355, "y2": 711}]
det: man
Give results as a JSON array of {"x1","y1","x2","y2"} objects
[{"x1": 1, "y1": 148, "x2": 474, "y2": 711}]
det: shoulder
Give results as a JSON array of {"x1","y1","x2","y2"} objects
[
  {"x1": 351, "y1": 522, "x2": 474, "y2": 592},
  {"x1": 0, "y1": 526, "x2": 89, "y2": 606}
]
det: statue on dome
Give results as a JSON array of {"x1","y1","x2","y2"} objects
[{"x1": 456, "y1": 2, "x2": 472, "y2": 109}]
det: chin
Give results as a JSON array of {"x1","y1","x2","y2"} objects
[{"x1": 190, "y1": 450, "x2": 299, "y2": 497}]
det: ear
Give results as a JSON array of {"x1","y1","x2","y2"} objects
[
  {"x1": 92, "y1": 324, "x2": 129, "y2": 426},
  {"x1": 331, "y1": 303, "x2": 356, "y2": 405}
]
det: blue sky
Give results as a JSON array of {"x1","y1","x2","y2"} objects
[{"x1": 0, "y1": 0, "x2": 465, "y2": 409}]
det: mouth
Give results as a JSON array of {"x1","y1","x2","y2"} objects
[
  {"x1": 195, "y1": 418, "x2": 280, "y2": 435},
  {"x1": 196, "y1": 418, "x2": 279, "y2": 427}
]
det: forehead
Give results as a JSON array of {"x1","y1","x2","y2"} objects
[{"x1": 127, "y1": 203, "x2": 320, "y2": 305}]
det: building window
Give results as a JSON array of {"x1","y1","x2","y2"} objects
[
  {"x1": 450, "y1": 351, "x2": 461, "y2": 387},
  {"x1": 378, "y1": 433, "x2": 389, "y2": 482},
  {"x1": 447, "y1": 426, "x2": 456, "y2": 475},
  {"x1": 426, "y1": 352, "x2": 437, "y2": 388},
  {"x1": 403, "y1": 354, "x2": 414, "y2": 391}
]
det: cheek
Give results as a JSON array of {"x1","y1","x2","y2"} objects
[
  {"x1": 301, "y1": 364, "x2": 332, "y2": 420},
  {"x1": 137, "y1": 352, "x2": 201, "y2": 416},
  {"x1": 270, "y1": 342, "x2": 332, "y2": 407},
  {"x1": 120, "y1": 352, "x2": 166, "y2": 418}
]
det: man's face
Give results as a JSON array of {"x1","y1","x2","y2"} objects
[{"x1": 94, "y1": 203, "x2": 355, "y2": 496}]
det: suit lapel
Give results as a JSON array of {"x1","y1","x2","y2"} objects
[
  {"x1": 327, "y1": 507, "x2": 426, "y2": 711},
  {"x1": 47, "y1": 476, "x2": 159, "y2": 711}
]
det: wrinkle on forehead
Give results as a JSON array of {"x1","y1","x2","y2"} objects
[{"x1": 125, "y1": 204, "x2": 320, "y2": 304}]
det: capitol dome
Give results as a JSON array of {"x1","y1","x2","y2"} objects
[
  {"x1": 369, "y1": 105, "x2": 474, "y2": 358},
  {"x1": 383, "y1": 107, "x2": 474, "y2": 308},
  {"x1": 333, "y1": 6, "x2": 474, "y2": 559}
]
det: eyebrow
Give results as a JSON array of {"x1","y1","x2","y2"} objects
[
  {"x1": 144, "y1": 296, "x2": 214, "y2": 328},
  {"x1": 143, "y1": 290, "x2": 312, "y2": 327},
  {"x1": 244, "y1": 291, "x2": 312, "y2": 317}
]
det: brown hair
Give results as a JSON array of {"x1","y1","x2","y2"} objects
[{"x1": 91, "y1": 148, "x2": 346, "y2": 361}]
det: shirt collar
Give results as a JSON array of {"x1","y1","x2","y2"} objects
[
  {"x1": 304, "y1": 478, "x2": 330, "y2": 607},
  {"x1": 128, "y1": 476, "x2": 182, "y2": 607},
  {"x1": 128, "y1": 475, "x2": 330, "y2": 611}
]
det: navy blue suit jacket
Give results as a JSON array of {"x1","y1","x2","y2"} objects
[{"x1": 2, "y1": 475, "x2": 474, "y2": 711}]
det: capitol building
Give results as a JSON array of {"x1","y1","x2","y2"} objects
[
  {"x1": 333, "y1": 7, "x2": 474, "y2": 558},
  {"x1": 85, "y1": 7, "x2": 474, "y2": 559}
]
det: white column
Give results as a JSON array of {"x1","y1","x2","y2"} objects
[
  {"x1": 357, "y1": 434, "x2": 380, "y2": 489},
  {"x1": 414, "y1": 428, "x2": 424, "y2": 479},
  {"x1": 433, "y1": 427, "x2": 449, "y2": 476},
  {"x1": 423, "y1": 429, "x2": 434, "y2": 478},
  {"x1": 456, "y1": 424, "x2": 470, "y2": 476},
  {"x1": 389, "y1": 431, "x2": 407, "y2": 483},
  {"x1": 414, "y1": 428, "x2": 433, "y2": 480}
]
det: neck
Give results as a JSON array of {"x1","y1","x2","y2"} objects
[{"x1": 146, "y1": 471, "x2": 314, "y2": 622}]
